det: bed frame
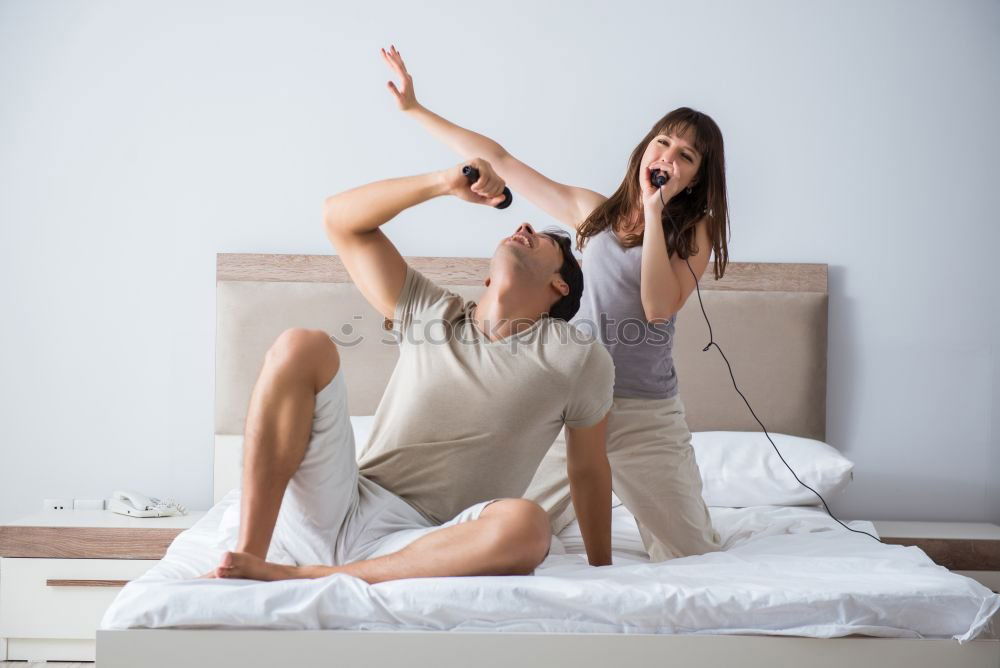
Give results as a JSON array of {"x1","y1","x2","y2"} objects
[{"x1": 97, "y1": 253, "x2": 1000, "y2": 667}]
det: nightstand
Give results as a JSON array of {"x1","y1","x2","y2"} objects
[
  {"x1": 0, "y1": 508, "x2": 204, "y2": 662},
  {"x1": 871, "y1": 520, "x2": 1000, "y2": 592}
]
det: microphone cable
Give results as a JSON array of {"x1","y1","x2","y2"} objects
[{"x1": 657, "y1": 183, "x2": 882, "y2": 543}]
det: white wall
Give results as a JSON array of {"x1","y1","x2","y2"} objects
[{"x1": 1, "y1": 0, "x2": 997, "y2": 525}]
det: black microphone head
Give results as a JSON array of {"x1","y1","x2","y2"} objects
[
  {"x1": 463, "y1": 164, "x2": 513, "y2": 209},
  {"x1": 651, "y1": 169, "x2": 668, "y2": 187}
]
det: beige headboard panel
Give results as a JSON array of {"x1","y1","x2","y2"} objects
[{"x1": 214, "y1": 254, "x2": 827, "y2": 502}]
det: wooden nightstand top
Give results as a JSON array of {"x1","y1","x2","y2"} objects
[
  {"x1": 0, "y1": 509, "x2": 206, "y2": 560},
  {"x1": 872, "y1": 521, "x2": 1000, "y2": 541},
  {"x1": 2, "y1": 509, "x2": 205, "y2": 529},
  {"x1": 871, "y1": 520, "x2": 1000, "y2": 571}
]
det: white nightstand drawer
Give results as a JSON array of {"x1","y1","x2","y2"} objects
[{"x1": 0, "y1": 557, "x2": 158, "y2": 639}]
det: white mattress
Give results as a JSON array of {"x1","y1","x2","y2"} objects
[{"x1": 100, "y1": 490, "x2": 1000, "y2": 641}]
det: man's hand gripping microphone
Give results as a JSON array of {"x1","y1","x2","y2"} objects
[{"x1": 462, "y1": 165, "x2": 513, "y2": 209}]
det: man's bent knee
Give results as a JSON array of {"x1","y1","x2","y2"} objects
[
  {"x1": 483, "y1": 499, "x2": 552, "y2": 574},
  {"x1": 266, "y1": 328, "x2": 341, "y2": 392}
]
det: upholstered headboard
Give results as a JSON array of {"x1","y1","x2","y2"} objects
[{"x1": 213, "y1": 254, "x2": 828, "y2": 503}]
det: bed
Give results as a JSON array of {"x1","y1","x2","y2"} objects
[{"x1": 96, "y1": 253, "x2": 1000, "y2": 667}]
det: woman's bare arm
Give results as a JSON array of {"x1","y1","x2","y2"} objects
[{"x1": 382, "y1": 45, "x2": 606, "y2": 230}]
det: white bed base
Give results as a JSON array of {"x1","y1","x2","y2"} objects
[
  {"x1": 126, "y1": 444, "x2": 1000, "y2": 667},
  {"x1": 98, "y1": 629, "x2": 1000, "y2": 667}
]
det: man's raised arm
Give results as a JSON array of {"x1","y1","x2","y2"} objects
[{"x1": 323, "y1": 159, "x2": 508, "y2": 320}]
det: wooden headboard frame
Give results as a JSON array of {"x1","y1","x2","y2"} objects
[
  {"x1": 217, "y1": 254, "x2": 826, "y2": 291},
  {"x1": 213, "y1": 254, "x2": 828, "y2": 503}
]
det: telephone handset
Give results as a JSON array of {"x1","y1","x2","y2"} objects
[{"x1": 109, "y1": 490, "x2": 187, "y2": 518}]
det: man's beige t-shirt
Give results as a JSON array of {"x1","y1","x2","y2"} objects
[{"x1": 356, "y1": 265, "x2": 615, "y2": 525}]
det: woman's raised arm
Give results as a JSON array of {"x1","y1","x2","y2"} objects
[{"x1": 381, "y1": 45, "x2": 606, "y2": 230}]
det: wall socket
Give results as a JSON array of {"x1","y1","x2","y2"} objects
[{"x1": 43, "y1": 498, "x2": 73, "y2": 511}]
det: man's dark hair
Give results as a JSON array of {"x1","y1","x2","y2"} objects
[{"x1": 541, "y1": 227, "x2": 584, "y2": 321}]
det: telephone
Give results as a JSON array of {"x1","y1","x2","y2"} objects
[{"x1": 109, "y1": 490, "x2": 187, "y2": 518}]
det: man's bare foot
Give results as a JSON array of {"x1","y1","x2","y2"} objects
[{"x1": 214, "y1": 550, "x2": 299, "y2": 581}]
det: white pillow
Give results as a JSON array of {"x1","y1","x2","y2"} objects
[
  {"x1": 350, "y1": 415, "x2": 376, "y2": 456},
  {"x1": 347, "y1": 418, "x2": 853, "y2": 508},
  {"x1": 691, "y1": 431, "x2": 854, "y2": 507}
]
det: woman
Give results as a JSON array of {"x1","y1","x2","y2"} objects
[{"x1": 380, "y1": 45, "x2": 731, "y2": 561}]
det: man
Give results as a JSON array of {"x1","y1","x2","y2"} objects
[{"x1": 200, "y1": 158, "x2": 614, "y2": 583}]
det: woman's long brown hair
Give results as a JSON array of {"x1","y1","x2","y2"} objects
[{"x1": 576, "y1": 107, "x2": 731, "y2": 281}]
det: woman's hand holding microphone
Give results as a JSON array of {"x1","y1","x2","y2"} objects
[{"x1": 640, "y1": 160, "x2": 684, "y2": 219}]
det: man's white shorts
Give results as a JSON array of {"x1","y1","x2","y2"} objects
[{"x1": 219, "y1": 369, "x2": 501, "y2": 567}]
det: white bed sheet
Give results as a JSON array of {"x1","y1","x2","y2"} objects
[{"x1": 100, "y1": 489, "x2": 1000, "y2": 642}]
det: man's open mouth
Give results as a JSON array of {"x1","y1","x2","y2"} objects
[{"x1": 508, "y1": 233, "x2": 533, "y2": 248}]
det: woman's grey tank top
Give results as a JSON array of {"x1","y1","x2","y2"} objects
[{"x1": 572, "y1": 227, "x2": 678, "y2": 399}]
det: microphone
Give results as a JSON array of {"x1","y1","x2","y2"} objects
[
  {"x1": 462, "y1": 165, "x2": 513, "y2": 209},
  {"x1": 650, "y1": 168, "x2": 668, "y2": 188}
]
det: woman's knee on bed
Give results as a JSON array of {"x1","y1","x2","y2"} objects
[
  {"x1": 265, "y1": 327, "x2": 341, "y2": 393},
  {"x1": 481, "y1": 499, "x2": 552, "y2": 574}
]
